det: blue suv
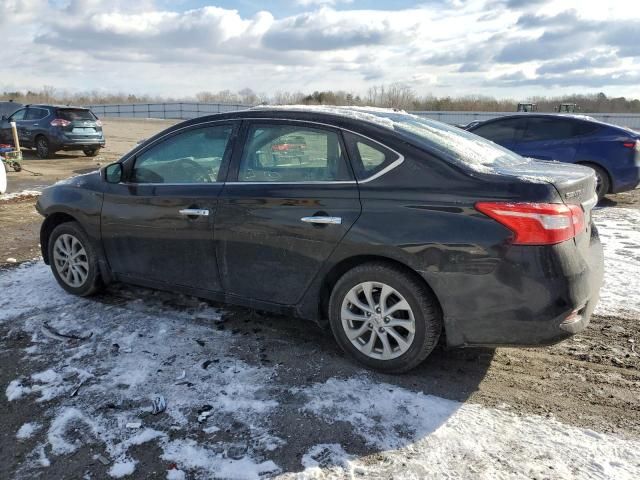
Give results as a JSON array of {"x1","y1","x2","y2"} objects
[
  {"x1": 0, "y1": 104, "x2": 105, "y2": 159},
  {"x1": 467, "y1": 114, "x2": 640, "y2": 200}
]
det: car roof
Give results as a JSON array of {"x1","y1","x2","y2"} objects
[
  {"x1": 177, "y1": 105, "x2": 419, "y2": 133},
  {"x1": 25, "y1": 104, "x2": 91, "y2": 110},
  {"x1": 480, "y1": 113, "x2": 597, "y2": 123}
]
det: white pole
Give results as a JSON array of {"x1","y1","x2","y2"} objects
[{"x1": 10, "y1": 121, "x2": 21, "y2": 152}]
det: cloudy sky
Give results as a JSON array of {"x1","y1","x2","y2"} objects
[{"x1": 2, "y1": 0, "x2": 640, "y2": 99}]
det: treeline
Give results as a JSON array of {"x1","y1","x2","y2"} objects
[{"x1": 2, "y1": 85, "x2": 640, "y2": 113}]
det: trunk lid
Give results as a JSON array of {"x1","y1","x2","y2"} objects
[{"x1": 492, "y1": 158, "x2": 597, "y2": 207}]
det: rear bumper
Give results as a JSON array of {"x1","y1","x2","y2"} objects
[
  {"x1": 610, "y1": 165, "x2": 640, "y2": 193},
  {"x1": 50, "y1": 132, "x2": 105, "y2": 150},
  {"x1": 426, "y1": 224, "x2": 604, "y2": 347}
]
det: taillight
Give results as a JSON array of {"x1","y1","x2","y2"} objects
[
  {"x1": 622, "y1": 141, "x2": 636, "y2": 149},
  {"x1": 50, "y1": 119, "x2": 71, "y2": 127},
  {"x1": 475, "y1": 202, "x2": 585, "y2": 245}
]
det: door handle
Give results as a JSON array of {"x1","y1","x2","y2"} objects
[
  {"x1": 179, "y1": 208, "x2": 209, "y2": 217},
  {"x1": 301, "y1": 216, "x2": 342, "y2": 225}
]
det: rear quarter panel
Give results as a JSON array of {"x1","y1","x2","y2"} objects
[{"x1": 576, "y1": 126, "x2": 639, "y2": 191}]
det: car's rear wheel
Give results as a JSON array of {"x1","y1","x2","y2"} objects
[
  {"x1": 328, "y1": 263, "x2": 441, "y2": 373},
  {"x1": 48, "y1": 221, "x2": 103, "y2": 296},
  {"x1": 581, "y1": 163, "x2": 610, "y2": 201},
  {"x1": 35, "y1": 135, "x2": 51, "y2": 159},
  {"x1": 83, "y1": 147, "x2": 100, "y2": 157}
]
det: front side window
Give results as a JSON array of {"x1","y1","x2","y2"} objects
[
  {"x1": 238, "y1": 124, "x2": 352, "y2": 182},
  {"x1": 9, "y1": 109, "x2": 26, "y2": 121},
  {"x1": 132, "y1": 125, "x2": 233, "y2": 184}
]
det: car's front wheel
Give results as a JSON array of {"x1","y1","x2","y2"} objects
[
  {"x1": 48, "y1": 221, "x2": 103, "y2": 296},
  {"x1": 328, "y1": 263, "x2": 441, "y2": 373}
]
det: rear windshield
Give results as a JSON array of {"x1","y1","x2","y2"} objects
[
  {"x1": 57, "y1": 109, "x2": 96, "y2": 121},
  {"x1": 393, "y1": 115, "x2": 526, "y2": 172}
]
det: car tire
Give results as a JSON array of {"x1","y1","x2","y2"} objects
[
  {"x1": 582, "y1": 163, "x2": 610, "y2": 201},
  {"x1": 35, "y1": 135, "x2": 52, "y2": 159},
  {"x1": 328, "y1": 262, "x2": 441, "y2": 373},
  {"x1": 48, "y1": 221, "x2": 103, "y2": 297},
  {"x1": 83, "y1": 147, "x2": 100, "y2": 157}
]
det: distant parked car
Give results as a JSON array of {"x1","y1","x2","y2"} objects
[
  {"x1": 0, "y1": 101, "x2": 23, "y2": 119},
  {"x1": 0, "y1": 104, "x2": 105, "y2": 159},
  {"x1": 467, "y1": 114, "x2": 640, "y2": 200},
  {"x1": 37, "y1": 107, "x2": 603, "y2": 372}
]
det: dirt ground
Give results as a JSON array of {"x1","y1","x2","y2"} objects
[{"x1": 0, "y1": 118, "x2": 639, "y2": 478}]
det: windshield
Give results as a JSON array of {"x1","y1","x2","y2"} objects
[{"x1": 374, "y1": 111, "x2": 526, "y2": 173}]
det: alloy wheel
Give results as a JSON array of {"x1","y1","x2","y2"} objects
[
  {"x1": 37, "y1": 137, "x2": 49, "y2": 158},
  {"x1": 340, "y1": 281, "x2": 416, "y2": 360},
  {"x1": 52, "y1": 233, "x2": 89, "y2": 288}
]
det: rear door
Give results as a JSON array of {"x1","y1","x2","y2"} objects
[
  {"x1": 214, "y1": 120, "x2": 361, "y2": 305},
  {"x1": 517, "y1": 117, "x2": 580, "y2": 162},
  {"x1": 101, "y1": 121, "x2": 238, "y2": 292},
  {"x1": 23, "y1": 107, "x2": 49, "y2": 147}
]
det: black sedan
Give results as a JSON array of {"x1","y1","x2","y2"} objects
[{"x1": 36, "y1": 107, "x2": 604, "y2": 372}]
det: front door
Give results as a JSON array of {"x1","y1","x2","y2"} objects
[
  {"x1": 0, "y1": 108, "x2": 27, "y2": 146},
  {"x1": 101, "y1": 122, "x2": 238, "y2": 292},
  {"x1": 214, "y1": 121, "x2": 361, "y2": 305}
]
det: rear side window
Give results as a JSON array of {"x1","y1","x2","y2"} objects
[
  {"x1": 57, "y1": 109, "x2": 96, "y2": 121},
  {"x1": 522, "y1": 118, "x2": 576, "y2": 141},
  {"x1": 25, "y1": 108, "x2": 48, "y2": 120},
  {"x1": 471, "y1": 118, "x2": 526, "y2": 143},
  {"x1": 574, "y1": 121, "x2": 600, "y2": 136},
  {"x1": 238, "y1": 124, "x2": 353, "y2": 182},
  {"x1": 343, "y1": 132, "x2": 399, "y2": 180}
]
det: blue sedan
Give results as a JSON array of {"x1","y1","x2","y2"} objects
[{"x1": 467, "y1": 114, "x2": 640, "y2": 200}]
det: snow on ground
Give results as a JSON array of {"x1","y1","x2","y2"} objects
[
  {"x1": 1, "y1": 205, "x2": 639, "y2": 479},
  {"x1": 593, "y1": 207, "x2": 640, "y2": 319},
  {"x1": 0, "y1": 189, "x2": 42, "y2": 202}
]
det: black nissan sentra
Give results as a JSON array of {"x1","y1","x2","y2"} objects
[{"x1": 36, "y1": 107, "x2": 604, "y2": 372}]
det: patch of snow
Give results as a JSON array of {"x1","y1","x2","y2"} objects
[
  {"x1": 17, "y1": 422, "x2": 41, "y2": 440},
  {"x1": 161, "y1": 439, "x2": 280, "y2": 479},
  {"x1": 48, "y1": 408, "x2": 100, "y2": 455},
  {"x1": 253, "y1": 105, "x2": 397, "y2": 129},
  {"x1": 6, "y1": 379, "x2": 29, "y2": 401},
  {"x1": 593, "y1": 207, "x2": 640, "y2": 319},
  {"x1": 166, "y1": 469, "x2": 186, "y2": 480},
  {"x1": 108, "y1": 460, "x2": 137, "y2": 478},
  {"x1": 37, "y1": 444, "x2": 50, "y2": 467},
  {"x1": 0, "y1": 189, "x2": 41, "y2": 201},
  {"x1": 297, "y1": 377, "x2": 640, "y2": 479}
]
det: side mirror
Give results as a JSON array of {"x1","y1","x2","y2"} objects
[
  {"x1": 1, "y1": 115, "x2": 7, "y2": 122},
  {"x1": 103, "y1": 163, "x2": 123, "y2": 183}
]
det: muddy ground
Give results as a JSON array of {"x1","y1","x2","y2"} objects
[{"x1": 0, "y1": 118, "x2": 639, "y2": 478}]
